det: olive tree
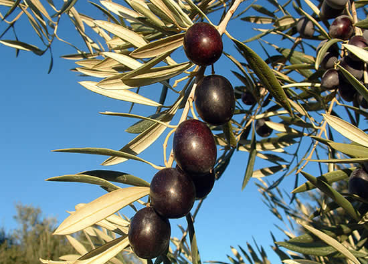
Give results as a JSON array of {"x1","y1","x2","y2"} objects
[{"x1": 1, "y1": 0, "x2": 368, "y2": 262}]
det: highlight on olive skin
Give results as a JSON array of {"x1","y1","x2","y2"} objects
[
  {"x1": 194, "y1": 74, "x2": 235, "y2": 126},
  {"x1": 173, "y1": 119, "x2": 217, "y2": 175},
  {"x1": 128, "y1": 207, "x2": 171, "y2": 259},
  {"x1": 183, "y1": 22, "x2": 223, "y2": 66}
]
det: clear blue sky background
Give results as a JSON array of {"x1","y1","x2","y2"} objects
[{"x1": 0, "y1": 0, "x2": 318, "y2": 262}]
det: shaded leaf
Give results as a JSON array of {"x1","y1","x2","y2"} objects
[
  {"x1": 292, "y1": 167, "x2": 354, "y2": 193},
  {"x1": 130, "y1": 33, "x2": 185, "y2": 58},
  {"x1": 300, "y1": 222, "x2": 360, "y2": 264},
  {"x1": 46, "y1": 174, "x2": 121, "y2": 190},
  {"x1": 242, "y1": 128, "x2": 256, "y2": 190},
  {"x1": 232, "y1": 38, "x2": 293, "y2": 115}
]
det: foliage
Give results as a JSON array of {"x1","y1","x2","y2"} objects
[
  {"x1": 0, "y1": 203, "x2": 75, "y2": 264},
  {"x1": 2, "y1": 0, "x2": 368, "y2": 262}
]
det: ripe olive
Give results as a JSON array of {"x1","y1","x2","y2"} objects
[
  {"x1": 340, "y1": 56, "x2": 364, "y2": 80},
  {"x1": 338, "y1": 74, "x2": 357, "y2": 102},
  {"x1": 316, "y1": 40, "x2": 339, "y2": 69},
  {"x1": 195, "y1": 75, "x2": 235, "y2": 126},
  {"x1": 241, "y1": 91, "x2": 256, "y2": 105},
  {"x1": 296, "y1": 17, "x2": 315, "y2": 38},
  {"x1": 349, "y1": 168, "x2": 368, "y2": 200},
  {"x1": 321, "y1": 0, "x2": 347, "y2": 19},
  {"x1": 173, "y1": 119, "x2": 217, "y2": 175},
  {"x1": 329, "y1": 15, "x2": 354, "y2": 40},
  {"x1": 128, "y1": 207, "x2": 171, "y2": 259},
  {"x1": 150, "y1": 167, "x2": 196, "y2": 219},
  {"x1": 321, "y1": 69, "x2": 339, "y2": 90},
  {"x1": 255, "y1": 118, "x2": 273, "y2": 138},
  {"x1": 183, "y1": 22, "x2": 223, "y2": 66},
  {"x1": 347, "y1": 36, "x2": 368, "y2": 61}
]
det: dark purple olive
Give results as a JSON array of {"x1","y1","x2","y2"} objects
[
  {"x1": 321, "y1": 68, "x2": 340, "y2": 90},
  {"x1": 241, "y1": 91, "x2": 257, "y2": 105},
  {"x1": 128, "y1": 207, "x2": 171, "y2": 259},
  {"x1": 150, "y1": 167, "x2": 195, "y2": 219},
  {"x1": 296, "y1": 17, "x2": 315, "y2": 38},
  {"x1": 340, "y1": 56, "x2": 364, "y2": 80},
  {"x1": 329, "y1": 15, "x2": 354, "y2": 40},
  {"x1": 349, "y1": 168, "x2": 368, "y2": 200},
  {"x1": 321, "y1": 0, "x2": 348, "y2": 19},
  {"x1": 356, "y1": 93, "x2": 368, "y2": 109},
  {"x1": 338, "y1": 74, "x2": 357, "y2": 102},
  {"x1": 183, "y1": 22, "x2": 223, "y2": 66},
  {"x1": 347, "y1": 36, "x2": 368, "y2": 61},
  {"x1": 195, "y1": 75, "x2": 235, "y2": 126},
  {"x1": 316, "y1": 40, "x2": 339, "y2": 69},
  {"x1": 255, "y1": 118, "x2": 273, "y2": 137},
  {"x1": 173, "y1": 119, "x2": 217, "y2": 175}
]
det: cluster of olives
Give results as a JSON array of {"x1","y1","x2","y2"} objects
[
  {"x1": 296, "y1": 0, "x2": 368, "y2": 108},
  {"x1": 128, "y1": 22, "x2": 235, "y2": 259}
]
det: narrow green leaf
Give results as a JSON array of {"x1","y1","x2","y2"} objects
[
  {"x1": 0, "y1": 40, "x2": 44, "y2": 55},
  {"x1": 343, "y1": 44, "x2": 368, "y2": 63},
  {"x1": 76, "y1": 170, "x2": 150, "y2": 187},
  {"x1": 53, "y1": 147, "x2": 164, "y2": 170},
  {"x1": 54, "y1": 187, "x2": 149, "y2": 235},
  {"x1": 242, "y1": 128, "x2": 256, "y2": 190},
  {"x1": 323, "y1": 114, "x2": 368, "y2": 148},
  {"x1": 122, "y1": 62, "x2": 191, "y2": 87},
  {"x1": 222, "y1": 121, "x2": 237, "y2": 148},
  {"x1": 129, "y1": 0, "x2": 166, "y2": 28},
  {"x1": 309, "y1": 157, "x2": 368, "y2": 163},
  {"x1": 327, "y1": 142, "x2": 368, "y2": 158},
  {"x1": 299, "y1": 222, "x2": 360, "y2": 264},
  {"x1": 355, "y1": 17, "x2": 368, "y2": 29},
  {"x1": 337, "y1": 65, "x2": 368, "y2": 104},
  {"x1": 2, "y1": 0, "x2": 21, "y2": 21},
  {"x1": 46, "y1": 174, "x2": 121, "y2": 190},
  {"x1": 102, "y1": 98, "x2": 181, "y2": 165},
  {"x1": 241, "y1": 16, "x2": 274, "y2": 24},
  {"x1": 232, "y1": 38, "x2": 293, "y2": 115},
  {"x1": 292, "y1": 167, "x2": 354, "y2": 193},
  {"x1": 79, "y1": 81, "x2": 161, "y2": 106},
  {"x1": 251, "y1": 4, "x2": 275, "y2": 17},
  {"x1": 253, "y1": 165, "x2": 287, "y2": 178},
  {"x1": 300, "y1": 171, "x2": 360, "y2": 221},
  {"x1": 130, "y1": 33, "x2": 184, "y2": 58},
  {"x1": 276, "y1": 241, "x2": 337, "y2": 256},
  {"x1": 94, "y1": 20, "x2": 147, "y2": 48},
  {"x1": 76, "y1": 236, "x2": 129, "y2": 263},
  {"x1": 186, "y1": 214, "x2": 201, "y2": 264}
]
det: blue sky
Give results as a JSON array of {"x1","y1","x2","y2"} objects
[{"x1": 0, "y1": 0, "x2": 319, "y2": 262}]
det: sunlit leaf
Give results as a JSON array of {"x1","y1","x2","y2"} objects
[
  {"x1": 102, "y1": 98, "x2": 181, "y2": 165},
  {"x1": 79, "y1": 81, "x2": 161, "y2": 106},
  {"x1": 323, "y1": 114, "x2": 368, "y2": 148},
  {"x1": 130, "y1": 33, "x2": 184, "y2": 58},
  {"x1": 75, "y1": 236, "x2": 129, "y2": 264},
  {"x1": 94, "y1": 20, "x2": 147, "y2": 48},
  {"x1": 54, "y1": 187, "x2": 149, "y2": 235},
  {"x1": 253, "y1": 165, "x2": 287, "y2": 178},
  {"x1": 0, "y1": 40, "x2": 44, "y2": 55}
]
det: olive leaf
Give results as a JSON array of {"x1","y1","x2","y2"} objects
[
  {"x1": 322, "y1": 114, "x2": 368, "y2": 148},
  {"x1": 54, "y1": 187, "x2": 149, "y2": 235},
  {"x1": 232, "y1": 38, "x2": 293, "y2": 116},
  {"x1": 79, "y1": 81, "x2": 161, "y2": 106}
]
